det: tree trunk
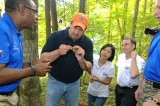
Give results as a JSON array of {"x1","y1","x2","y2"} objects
[
  {"x1": 138, "y1": 0, "x2": 148, "y2": 55},
  {"x1": 131, "y1": 0, "x2": 140, "y2": 38},
  {"x1": 0, "y1": 0, "x2": 5, "y2": 18},
  {"x1": 0, "y1": 9, "x2": 1, "y2": 18},
  {"x1": 45, "y1": 0, "x2": 51, "y2": 39},
  {"x1": 18, "y1": 0, "x2": 42, "y2": 106},
  {"x1": 51, "y1": 0, "x2": 58, "y2": 32},
  {"x1": 122, "y1": 0, "x2": 128, "y2": 37},
  {"x1": 79, "y1": 0, "x2": 86, "y2": 13}
]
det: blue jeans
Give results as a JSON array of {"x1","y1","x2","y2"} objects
[
  {"x1": 45, "y1": 74, "x2": 80, "y2": 106},
  {"x1": 88, "y1": 93, "x2": 107, "y2": 106}
]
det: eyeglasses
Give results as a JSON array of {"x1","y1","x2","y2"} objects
[
  {"x1": 24, "y1": 6, "x2": 38, "y2": 14},
  {"x1": 121, "y1": 43, "x2": 132, "y2": 47}
]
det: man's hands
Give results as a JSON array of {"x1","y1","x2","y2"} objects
[
  {"x1": 143, "y1": 100, "x2": 157, "y2": 106},
  {"x1": 131, "y1": 51, "x2": 137, "y2": 59},
  {"x1": 58, "y1": 44, "x2": 91, "y2": 73},
  {"x1": 72, "y1": 46, "x2": 85, "y2": 60},
  {"x1": 58, "y1": 44, "x2": 72, "y2": 55},
  {"x1": 33, "y1": 58, "x2": 52, "y2": 77},
  {"x1": 58, "y1": 44, "x2": 85, "y2": 60},
  {"x1": 135, "y1": 86, "x2": 142, "y2": 101}
]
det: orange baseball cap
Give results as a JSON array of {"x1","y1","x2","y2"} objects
[{"x1": 71, "y1": 13, "x2": 89, "y2": 31}]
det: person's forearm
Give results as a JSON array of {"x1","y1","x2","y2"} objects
[
  {"x1": 41, "y1": 49, "x2": 60, "y2": 62},
  {"x1": 23, "y1": 60, "x2": 38, "y2": 68},
  {"x1": 97, "y1": 78, "x2": 112, "y2": 85},
  {"x1": 78, "y1": 58, "x2": 92, "y2": 74},
  {"x1": 0, "y1": 67, "x2": 34, "y2": 84},
  {"x1": 130, "y1": 57, "x2": 139, "y2": 78}
]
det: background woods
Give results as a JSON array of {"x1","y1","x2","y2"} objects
[
  {"x1": 0, "y1": 0, "x2": 159, "y2": 106},
  {"x1": 39, "y1": 0, "x2": 159, "y2": 59}
]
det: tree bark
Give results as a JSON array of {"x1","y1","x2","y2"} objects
[
  {"x1": 79, "y1": 0, "x2": 86, "y2": 13},
  {"x1": 18, "y1": 0, "x2": 42, "y2": 106},
  {"x1": 50, "y1": 0, "x2": 58, "y2": 32},
  {"x1": 0, "y1": 9, "x2": 1, "y2": 18},
  {"x1": 45, "y1": 0, "x2": 51, "y2": 39},
  {"x1": 131, "y1": 0, "x2": 140, "y2": 38}
]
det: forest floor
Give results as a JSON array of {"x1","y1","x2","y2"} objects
[{"x1": 40, "y1": 72, "x2": 139, "y2": 106}]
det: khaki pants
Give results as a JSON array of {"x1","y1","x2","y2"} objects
[{"x1": 0, "y1": 92, "x2": 18, "y2": 106}]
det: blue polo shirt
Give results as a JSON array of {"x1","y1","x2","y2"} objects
[
  {"x1": 144, "y1": 32, "x2": 160, "y2": 82},
  {"x1": 0, "y1": 13, "x2": 23, "y2": 92}
]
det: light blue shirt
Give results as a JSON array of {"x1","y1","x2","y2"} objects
[
  {"x1": 0, "y1": 13, "x2": 23, "y2": 92},
  {"x1": 144, "y1": 32, "x2": 160, "y2": 82}
]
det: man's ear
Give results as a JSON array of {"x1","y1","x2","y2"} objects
[
  {"x1": 133, "y1": 44, "x2": 136, "y2": 50},
  {"x1": 18, "y1": 4, "x2": 25, "y2": 16}
]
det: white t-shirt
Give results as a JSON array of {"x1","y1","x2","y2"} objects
[
  {"x1": 116, "y1": 53, "x2": 146, "y2": 87},
  {"x1": 87, "y1": 58, "x2": 115, "y2": 97}
]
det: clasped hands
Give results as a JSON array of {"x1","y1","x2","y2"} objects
[
  {"x1": 32, "y1": 58, "x2": 52, "y2": 77},
  {"x1": 90, "y1": 75, "x2": 100, "y2": 83},
  {"x1": 58, "y1": 44, "x2": 85, "y2": 60}
]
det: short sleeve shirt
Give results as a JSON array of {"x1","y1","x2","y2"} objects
[
  {"x1": 41, "y1": 28, "x2": 93, "y2": 83},
  {"x1": 87, "y1": 58, "x2": 114, "y2": 97},
  {"x1": 0, "y1": 13, "x2": 23, "y2": 92},
  {"x1": 144, "y1": 32, "x2": 160, "y2": 82},
  {"x1": 116, "y1": 53, "x2": 145, "y2": 87}
]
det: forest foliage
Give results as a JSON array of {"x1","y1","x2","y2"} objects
[
  {"x1": 38, "y1": 0, "x2": 159, "y2": 62},
  {"x1": 0, "y1": 0, "x2": 159, "y2": 105}
]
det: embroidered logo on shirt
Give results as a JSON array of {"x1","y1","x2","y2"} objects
[
  {"x1": 125, "y1": 66, "x2": 129, "y2": 70},
  {"x1": 103, "y1": 72, "x2": 108, "y2": 76},
  {"x1": 13, "y1": 46, "x2": 19, "y2": 50},
  {"x1": 0, "y1": 50, "x2": 4, "y2": 58}
]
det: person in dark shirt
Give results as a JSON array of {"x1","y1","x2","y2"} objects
[{"x1": 41, "y1": 13, "x2": 93, "y2": 106}]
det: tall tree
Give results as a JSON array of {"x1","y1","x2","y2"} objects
[
  {"x1": 0, "y1": 9, "x2": 1, "y2": 18},
  {"x1": 138, "y1": 0, "x2": 148, "y2": 55},
  {"x1": 131, "y1": 0, "x2": 140, "y2": 38},
  {"x1": 123, "y1": 0, "x2": 129, "y2": 37},
  {"x1": 18, "y1": 0, "x2": 42, "y2": 106},
  {"x1": 51, "y1": 0, "x2": 58, "y2": 31},
  {"x1": 79, "y1": 0, "x2": 86, "y2": 13},
  {"x1": 45, "y1": 0, "x2": 51, "y2": 39},
  {"x1": 0, "y1": 0, "x2": 5, "y2": 18}
]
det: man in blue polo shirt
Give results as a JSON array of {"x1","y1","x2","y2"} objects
[
  {"x1": 135, "y1": 0, "x2": 160, "y2": 106},
  {"x1": 0, "y1": 0, "x2": 51, "y2": 105}
]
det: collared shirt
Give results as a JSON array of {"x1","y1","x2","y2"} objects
[
  {"x1": 116, "y1": 53, "x2": 145, "y2": 87},
  {"x1": 0, "y1": 13, "x2": 23, "y2": 92},
  {"x1": 144, "y1": 32, "x2": 160, "y2": 82},
  {"x1": 87, "y1": 58, "x2": 114, "y2": 97},
  {"x1": 41, "y1": 28, "x2": 93, "y2": 83}
]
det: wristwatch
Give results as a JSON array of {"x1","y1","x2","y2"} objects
[{"x1": 151, "y1": 96, "x2": 160, "y2": 106}]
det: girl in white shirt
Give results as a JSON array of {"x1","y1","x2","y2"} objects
[{"x1": 87, "y1": 44, "x2": 115, "y2": 106}]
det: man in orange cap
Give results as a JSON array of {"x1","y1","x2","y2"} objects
[{"x1": 41, "y1": 13, "x2": 93, "y2": 106}]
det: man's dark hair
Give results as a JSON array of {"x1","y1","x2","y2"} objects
[
  {"x1": 5, "y1": 0, "x2": 32, "y2": 12},
  {"x1": 123, "y1": 37, "x2": 136, "y2": 50},
  {"x1": 100, "y1": 44, "x2": 115, "y2": 62}
]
